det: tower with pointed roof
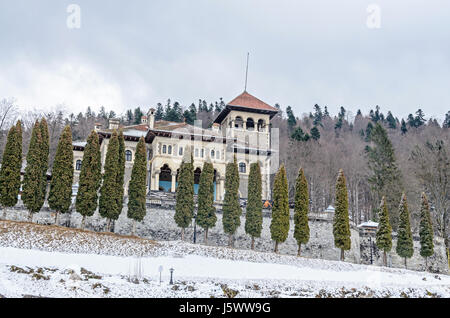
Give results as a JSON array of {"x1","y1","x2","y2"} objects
[{"x1": 213, "y1": 91, "x2": 278, "y2": 199}]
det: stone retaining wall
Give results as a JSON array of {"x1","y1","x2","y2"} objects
[{"x1": 2, "y1": 201, "x2": 448, "y2": 273}]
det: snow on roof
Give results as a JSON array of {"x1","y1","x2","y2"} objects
[
  {"x1": 324, "y1": 205, "x2": 335, "y2": 212},
  {"x1": 123, "y1": 129, "x2": 147, "y2": 138},
  {"x1": 73, "y1": 141, "x2": 87, "y2": 147},
  {"x1": 357, "y1": 221, "x2": 379, "y2": 228}
]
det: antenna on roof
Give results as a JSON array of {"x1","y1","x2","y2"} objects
[{"x1": 244, "y1": 52, "x2": 249, "y2": 92}]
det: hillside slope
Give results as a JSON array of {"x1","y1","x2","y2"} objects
[{"x1": 0, "y1": 220, "x2": 449, "y2": 298}]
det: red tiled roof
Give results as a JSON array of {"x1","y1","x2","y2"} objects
[
  {"x1": 227, "y1": 91, "x2": 277, "y2": 111},
  {"x1": 125, "y1": 124, "x2": 148, "y2": 131}
]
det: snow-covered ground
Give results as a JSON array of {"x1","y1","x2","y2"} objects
[{"x1": 0, "y1": 220, "x2": 449, "y2": 298}]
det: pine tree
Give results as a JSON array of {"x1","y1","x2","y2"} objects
[
  {"x1": 294, "y1": 168, "x2": 310, "y2": 256},
  {"x1": 222, "y1": 156, "x2": 242, "y2": 247},
  {"x1": 22, "y1": 121, "x2": 46, "y2": 221},
  {"x1": 367, "y1": 123, "x2": 403, "y2": 229},
  {"x1": 99, "y1": 130, "x2": 120, "y2": 231},
  {"x1": 175, "y1": 151, "x2": 194, "y2": 240},
  {"x1": 386, "y1": 111, "x2": 397, "y2": 129},
  {"x1": 245, "y1": 162, "x2": 263, "y2": 250},
  {"x1": 196, "y1": 161, "x2": 217, "y2": 244},
  {"x1": 270, "y1": 165, "x2": 290, "y2": 253},
  {"x1": 75, "y1": 130, "x2": 101, "y2": 229},
  {"x1": 155, "y1": 103, "x2": 164, "y2": 121},
  {"x1": 286, "y1": 106, "x2": 297, "y2": 131},
  {"x1": 333, "y1": 169, "x2": 351, "y2": 261},
  {"x1": 400, "y1": 119, "x2": 408, "y2": 135},
  {"x1": 396, "y1": 193, "x2": 414, "y2": 268},
  {"x1": 310, "y1": 126, "x2": 320, "y2": 141},
  {"x1": 115, "y1": 129, "x2": 126, "y2": 221},
  {"x1": 376, "y1": 196, "x2": 392, "y2": 266},
  {"x1": 0, "y1": 121, "x2": 23, "y2": 218},
  {"x1": 48, "y1": 126, "x2": 74, "y2": 225},
  {"x1": 419, "y1": 192, "x2": 434, "y2": 269},
  {"x1": 127, "y1": 137, "x2": 147, "y2": 236},
  {"x1": 39, "y1": 118, "x2": 49, "y2": 207}
]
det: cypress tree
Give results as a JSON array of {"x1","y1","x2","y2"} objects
[
  {"x1": 39, "y1": 118, "x2": 49, "y2": 207},
  {"x1": 175, "y1": 151, "x2": 194, "y2": 240},
  {"x1": 75, "y1": 130, "x2": 101, "y2": 229},
  {"x1": 127, "y1": 137, "x2": 147, "y2": 236},
  {"x1": 293, "y1": 168, "x2": 310, "y2": 256},
  {"x1": 419, "y1": 192, "x2": 434, "y2": 269},
  {"x1": 396, "y1": 193, "x2": 414, "y2": 268},
  {"x1": 245, "y1": 162, "x2": 263, "y2": 250},
  {"x1": 99, "y1": 130, "x2": 120, "y2": 231},
  {"x1": 196, "y1": 161, "x2": 217, "y2": 244},
  {"x1": 222, "y1": 156, "x2": 242, "y2": 247},
  {"x1": 116, "y1": 129, "x2": 125, "y2": 219},
  {"x1": 22, "y1": 121, "x2": 45, "y2": 221},
  {"x1": 48, "y1": 126, "x2": 74, "y2": 225},
  {"x1": 376, "y1": 196, "x2": 392, "y2": 266},
  {"x1": 0, "y1": 121, "x2": 23, "y2": 218},
  {"x1": 270, "y1": 164, "x2": 290, "y2": 253},
  {"x1": 333, "y1": 169, "x2": 351, "y2": 261}
]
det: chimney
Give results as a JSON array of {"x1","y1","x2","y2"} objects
[
  {"x1": 212, "y1": 123, "x2": 220, "y2": 132},
  {"x1": 147, "y1": 108, "x2": 155, "y2": 129},
  {"x1": 108, "y1": 118, "x2": 120, "y2": 130},
  {"x1": 94, "y1": 122, "x2": 102, "y2": 132},
  {"x1": 141, "y1": 115, "x2": 148, "y2": 125}
]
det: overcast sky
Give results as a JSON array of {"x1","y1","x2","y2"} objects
[{"x1": 0, "y1": 0, "x2": 449, "y2": 121}]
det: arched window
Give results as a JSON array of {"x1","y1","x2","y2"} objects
[
  {"x1": 257, "y1": 119, "x2": 266, "y2": 131},
  {"x1": 201, "y1": 149, "x2": 204, "y2": 158},
  {"x1": 195, "y1": 148, "x2": 199, "y2": 157},
  {"x1": 125, "y1": 150, "x2": 132, "y2": 161},
  {"x1": 235, "y1": 116, "x2": 243, "y2": 129},
  {"x1": 211, "y1": 149, "x2": 215, "y2": 159},
  {"x1": 76, "y1": 160, "x2": 82, "y2": 171},
  {"x1": 239, "y1": 162, "x2": 246, "y2": 173},
  {"x1": 168, "y1": 145, "x2": 172, "y2": 155},
  {"x1": 162, "y1": 145, "x2": 167, "y2": 154},
  {"x1": 179, "y1": 146, "x2": 183, "y2": 156},
  {"x1": 246, "y1": 118, "x2": 255, "y2": 131}
]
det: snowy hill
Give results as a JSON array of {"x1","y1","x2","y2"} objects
[{"x1": 0, "y1": 220, "x2": 449, "y2": 298}]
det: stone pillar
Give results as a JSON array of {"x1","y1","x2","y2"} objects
[
  {"x1": 171, "y1": 172, "x2": 177, "y2": 192},
  {"x1": 154, "y1": 171, "x2": 160, "y2": 191},
  {"x1": 219, "y1": 178, "x2": 225, "y2": 201},
  {"x1": 215, "y1": 180, "x2": 220, "y2": 202}
]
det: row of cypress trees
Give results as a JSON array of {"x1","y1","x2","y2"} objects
[
  {"x1": 174, "y1": 156, "x2": 435, "y2": 268},
  {"x1": 75, "y1": 130, "x2": 148, "y2": 233},
  {"x1": 376, "y1": 191, "x2": 434, "y2": 269},
  {"x1": 173, "y1": 152, "x2": 311, "y2": 256},
  {"x1": 0, "y1": 122, "x2": 148, "y2": 232},
  {"x1": 0, "y1": 119, "x2": 75, "y2": 224}
]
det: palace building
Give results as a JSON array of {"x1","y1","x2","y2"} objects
[{"x1": 72, "y1": 91, "x2": 278, "y2": 202}]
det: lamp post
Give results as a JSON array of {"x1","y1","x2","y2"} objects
[
  {"x1": 169, "y1": 268, "x2": 174, "y2": 285},
  {"x1": 193, "y1": 212, "x2": 197, "y2": 244},
  {"x1": 158, "y1": 265, "x2": 163, "y2": 285}
]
